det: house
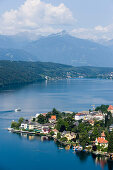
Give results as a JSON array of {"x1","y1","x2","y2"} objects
[
  {"x1": 28, "y1": 122, "x2": 41, "y2": 130},
  {"x1": 52, "y1": 129, "x2": 59, "y2": 137},
  {"x1": 41, "y1": 127, "x2": 50, "y2": 134},
  {"x1": 93, "y1": 114, "x2": 104, "y2": 121},
  {"x1": 35, "y1": 113, "x2": 40, "y2": 118},
  {"x1": 95, "y1": 131, "x2": 108, "y2": 148},
  {"x1": 62, "y1": 131, "x2": 76, "y2": 141},
  {"x1": 49, "y1": 115, "x2": 56, "y2": 123},
  {"x1": 75, "y1": 113, "x2": 86, "y2": 120},
  {"x1": 20, "y1": 120, "x2": 29, "y2": 129},
  {"x1": 107, "y1": 105, "x2": 113, "y2": 113},
  {"x1": 88, "y1": 120, "x2": 94, "y2": 126},
  {"x1": 88, "y1": 130, "x2": 93, "y2": 138},
  {"x1": 41, "y1": 113, "x2": 47, "y2": 117},
  {"x1": 62, "y1": 111, "x2": 73, "y2": 114},
  {"x1": 109, "y1": 124, "x2": 113, "y2": 132},
  {"x1": 41, "y1": 123, "x2": 55, "y2": 134},
  {"x1": 52, "y1": 129, "x2": 59, "y2": 135}
]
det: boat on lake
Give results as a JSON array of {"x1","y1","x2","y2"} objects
[
  {"x1": 59, "y1": 147, "x2": 64, "y2": 150},
  {"x1": 15, "y1": 108, "x2": 21, "y2": 112}
]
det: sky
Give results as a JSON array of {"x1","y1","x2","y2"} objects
[{"x1": 0, "y1": 0, "x2": 113, "y2": 40}]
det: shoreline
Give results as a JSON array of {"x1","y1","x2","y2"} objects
[{"x1": 7, "y1": 128, "x2": 113, "y2": 160}]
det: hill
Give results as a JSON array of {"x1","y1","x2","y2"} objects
[
  {"x1": 0, "y1": 60, "x2": 113, "y2": 87},
  {"x1": 0, "y1": 60, "x2": 75, "y2": 87},
  {"x1": 0, "y1": 48, "x2": 35, "y2": 61}
]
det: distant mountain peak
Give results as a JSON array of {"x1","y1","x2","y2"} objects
[{"x1": 47, "y1": 30, "x2": 68, "y2": 38}]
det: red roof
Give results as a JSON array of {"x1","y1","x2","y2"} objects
[
  {"x1": 51, "y1": 115, "x2": 56, "y2": 120},
  {"x1": 76, "y1": 113, "x2": 85, "y2": 116},
  {"x1": 97, "y1": 137, "x2": 108, "y2": 144},
  {"x1": 108, "y1": 105, "x2": 113, "y2": 110}
]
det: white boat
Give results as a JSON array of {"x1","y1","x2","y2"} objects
[
  {"x1": 8, "y1": 128, "x2": 13, "y2": 131},
  {"x1": 15, "y1": 108, "x2": 21, "y2": 112}
]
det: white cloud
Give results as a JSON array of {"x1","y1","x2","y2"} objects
[
  {"x1": 0, "y1": 0, "x2": 75, "y2": 35},
  {"x1": 70, "y1": 24, "x2": 113, "y2": 41}
]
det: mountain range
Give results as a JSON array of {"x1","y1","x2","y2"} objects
[{"x1": 0, "y1": 32, "x2": 113, "y2": 67}]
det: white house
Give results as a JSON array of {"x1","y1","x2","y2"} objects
[
  {"x1": 20, "y1": 121, "x2": 28, "y2": 129},
  {"x1": 95, "y1": 132, "x2": 108, "y2": 148},
  {"x1": 75, "y1": 113, "x2": 86, "y2": 120},
  {"x1": 109, "y1": 124, "x2": 113, "y2": 132}
]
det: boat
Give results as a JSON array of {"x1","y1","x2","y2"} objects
[
  {"x1": 8, "y1": 128, "x2": 13, "y2": 131},
  {"x1": 15, "y1": 108, "x2": 21, "y2": 112},
  {"x1": 59, "y1": 147, "x2": 64, "y2": 150},
  {"x1": 73, "y1": 146, "x2": 76, "y2": 150}
]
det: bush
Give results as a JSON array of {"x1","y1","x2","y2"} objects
[
  {"x1": 50, "y1": 131, "x2": 54, "y2": 136},
  {"x1": 11, "y1": 121, "x2": 19, "y2": 129},
  {"x1": 57, "y1": 133, "x2": 61, "y2": 139},
  {"x1": 60, "y1": 137, "x2": 67, "y2": 142}
]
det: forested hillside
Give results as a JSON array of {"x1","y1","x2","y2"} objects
[{"x1": 0, "y1": 60, "x2": 113, "y2": 87}]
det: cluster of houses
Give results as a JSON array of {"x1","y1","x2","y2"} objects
[
  {"x1": 75, "y1": 105, "x2": 113, "y2": 123},
  {"x1": 20, "y1": 121, "x2": 52, "y2": 134},
  {"x1": 75, "y1": 110, "x2": 105, "y2": 123},
  {"x1": 18, "y1": 105, "x2": 113, "y2": 149},
  {"x1": 20, "y1": 114, "x2": 56, "y2": 134}
]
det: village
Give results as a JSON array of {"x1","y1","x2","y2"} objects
[{"x1": 9, "y1": 105, "x2": 113, "y2": 159}]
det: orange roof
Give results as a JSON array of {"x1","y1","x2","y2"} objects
[
  {"x1": 53, "y1": 129, "x2": 58, "y2": 132},
  {"x1": 41, "y1": 113, "x2": 47, "y2": 116},
  {"x1": 76, "y1": 113, "x2": 85, "y2": 116},
  {"x1": 101, "y1": 131, "x2": 105, "y2": 137},
  {"x1": 51, "y1": 115, "x2": 56, "y2": 120},
  {"x1": 97, "y1": 137, "x2": 108, "y2": 144},
  {"x1": 108, "y1": 105, "x2": 113, "y2": 110}
]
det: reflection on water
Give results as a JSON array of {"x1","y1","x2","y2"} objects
[
  {"x1": 92, "y1": 154, "x2": 108, "y2": 170},
  {"x1": 17, "y1": 133, "x2": 50, "y2": 142},
  {"x1": 17, "y1": 133, "x2": 113, "y2": 170},
  {"x1": 1, "y1": 79, "x2": 113, "y2": 170},
  {"x1": 75, "y1": 151, "x2": 90, "y2": 162}
]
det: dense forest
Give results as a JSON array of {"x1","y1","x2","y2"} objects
[{"x1": 0, "y1": 60, "x2": 113, "y2": 87}]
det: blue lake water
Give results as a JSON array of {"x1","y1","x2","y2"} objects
[{"x1": 0, "y1": 79, "x2": 113, "y2": 170}]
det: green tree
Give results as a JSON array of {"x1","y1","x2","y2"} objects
[
  {"x1": 18, "y1": 117, "x2": 24, "y2": 126},
  {"x1": 79, "y1": 131, "x2": 90, "y2": 149},
  {"x1": 57, "y1": 132, "x2": 61, "y2": 139},
  {"x1": 32, "y1": 118, "x2": 36, "y2": 122},
  {"x1": 90, "y1": 126, "x2": 101, "y2": 141},
  {"x1": 37, "y1": 114, "x2": 46, "y2": 124},
  {"x1": 52, "y1": 108, "x2": 61, "y2": 119},
  {"x1": 50, "y1": 131, "x2": 54, "y2": 136},
  {"x1": 56, "y1": 118, "x2": 66, "y2": 132},
  {"x1": 105, "y1": 129, "x2": 110, "y2": 141},
  {"x1": 108, "y1": 131, "x2": 113, "y2": 153},
  {"x1": 11, "y1": 121, "x2": 19, "y2": 129},
  {"x1": 105, "y1": 112, "x2": 113, "y2": 127},
  {"x1": 95, "y1": 104, "x2": 109, "y2": 113}
]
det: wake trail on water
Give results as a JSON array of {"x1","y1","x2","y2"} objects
[{"x1": 0, "y1": 110, "x2": 14, "y2": 114}]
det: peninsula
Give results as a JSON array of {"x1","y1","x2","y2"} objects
[{"x1": 9, "y1": 105, "x2": 113, "y2": 159}]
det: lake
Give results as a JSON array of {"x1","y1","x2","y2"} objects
[{"x1": 0, "y1": 78, "x2": 113, "y2": 170}]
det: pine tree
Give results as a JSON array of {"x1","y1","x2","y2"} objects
[{"x1": 108, "y1": 131, "x2": 113, "y2": 153}]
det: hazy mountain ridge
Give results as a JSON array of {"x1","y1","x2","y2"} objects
[
  {"x1": 25, "y1": 33, "x2": 113, "y2": 67},
  {"x1": 0, "y1": 32, "x2": 113, "y2": 67},
  {"x1": 0, "y1": 48, "x2": 36, "y2": 61}
]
